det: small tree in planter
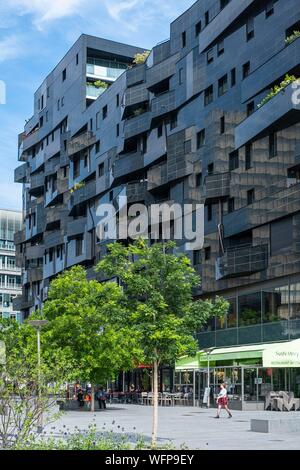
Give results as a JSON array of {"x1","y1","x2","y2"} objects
[
  {"x1": 132, "y1": 51, "x2": 150, "y2": 66},
  {"x1": 97, "y1": 240, "x2": 228, "y2": 447}
]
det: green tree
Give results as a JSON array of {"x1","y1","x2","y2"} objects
[
  {"x1": 0, "y1": 319, "x2": 65, "y2": 448},
  {"x1": 96, "y1": 240, "x2": 228, "y2": 447},
  {"x1": 42, "y1": 266, "x2": 142, "y2": 412}
]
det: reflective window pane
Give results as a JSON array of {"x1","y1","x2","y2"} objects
[{"x1": 239, "y1": 292, "x2": 262, "y2": 326}]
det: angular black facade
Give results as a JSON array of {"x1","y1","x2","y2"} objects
[{"x1": 14, "y1": 1, "x2": 300, "y2": 351}]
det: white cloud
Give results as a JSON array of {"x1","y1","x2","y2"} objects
[
  {"x1": 105, "y1": 0, "x2": 140, "y2": 21},
  {"x1": 0, "y1": 35, "x2": 24, "y2": 63},
  {"x1": 5, "y1": 0, "x2": 87, "y2": 30}
]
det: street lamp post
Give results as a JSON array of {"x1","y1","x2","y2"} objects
[
  {"x1": 28, "y1": 320, "x2": 49, "y2": 434},
  {"x1": 204, "y1": 347, "x2": 216, "y2": 409}
]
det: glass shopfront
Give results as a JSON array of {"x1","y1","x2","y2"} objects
[{"x1": 175, "y1": 365, "x2": 300, "y2": 409}]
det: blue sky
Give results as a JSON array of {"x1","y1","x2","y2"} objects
[{"x1": 0, "y1": 0, "x2": 195, "y2": 211}]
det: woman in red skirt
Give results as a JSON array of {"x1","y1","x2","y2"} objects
[{"x1": 215, "y1": 383, "x2": 232, "y2": 418}]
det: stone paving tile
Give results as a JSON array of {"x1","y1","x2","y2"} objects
[{"x1": 45, "y1": 405, "x2": 300, "y2": 450}]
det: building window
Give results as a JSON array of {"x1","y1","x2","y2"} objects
[
  {"x1": 269, "y1": 131, "x2": 278, "y2": 158},
  {"x1": 179, "y1": 67, "x2": 184, "y2": 85},
  {"x1": 229, "y1": 150, "x2": 239, "y2": 171},
  {"x1": 204, "y1": 85, "x2": 213, "y2": 106},
  {"x1": 76, "y1": 237, "x2": 83, "y2": 257},
  {"x1": 57, "y1": 99, "x2": 60, "y2": 111},
  {"x1": 207, "y1": 48, "x2": 214, "y2": 64},
  {"x1": 220, "y1": 0, "x2": 229, "y2": 9},
  {"x1": 207, "y1": 163, "x2": 214, "y2": 175},
  {"x1": 116, "y1": 123, "x2": 120, "y2": 137},
  {"x1": 205, "y1": 11, "x2": 209, "y2": 26},
  {"x1": 170, "y1": 112, "x2": 177, "y2": 130},
  {"x1": 84, "y1": 154, "x2": 88, "y2": 167},
  {"x1": 205, "y1": 246, "x2": 211, "y2": 260},
  {"x1": 270, "y1": 216, "x2": 293, "y2": 256},
  {"x1": 228, "y1": 197, "x2": 235, "y2": 213},
  {"x1": 247, "y1": 188, "x2": 255, "y2": 205},
  {"x1": 47, "y1": 87, "x2": 50, "y2": 98},
  {"x1": 197, "y1": 129, "x2": 206, "y2": 148},
  {"x1": 157, "y1": 124, "x2": 163, "y2": 138},
  {"x1": 196, "y1": 172, "x2": 202, "y2": 187},
  {"x1": 98, "y1": 162, "x2": 104, "y2": 177},
  {"x1": 102, "y1": 105, "x2": 108, "y2": 120},
  {"x1": 243, "y1": 61, "x2": 250, "y2": 79},
  {"x1": 193, "y1": 250, "x2": 201, "y2": 265},
  {"x1": 73, "y1": 158, "x2": 80, "y2": 179},
  {"x1": 62, "y1": 68, "x2": 66, "y2": 81},
  {"x1": 49, "y1": 248, "x2": 53, "y2": 263},
  {"x1": 195, "y1": 21, "x2": 202, "y2": 37},
  {"x1": 266, "y1": 1, "x2": 274, "y2": 18},
  {"x1": 181, "y1": 31, "x2": 186, "y2": 48},
  {"x1": 141, "y1": 134, "x2": 147, "y2": 154},
  {"x1": 246, "y1": 17, "x2": 254, "y2": 41},
  {"x1": 89, "y1": 118, "x2": 93, "y2": 130},
  {"x1": 217, "y1": 40, "x2": 224, "y2": 56},
  {"x1": 95, "y1": 140, "x2": 100, "y2": 154},
  {"x1": 96, "y1": 112, "x2": 100, "y2": 129},
  {"x1": 116, "y1": 94, "x2": 120, "y2": 107},
  {"x1": 76, "y1": 53, "x2": 79, "y2": 65},
  {"x1": 207, "y1": 204, "x2": 212, "y2": 221},
  {"x1": 39, "y1": 116, "x2": 43, "y2": 128},
  {"x1": 231, "y1": 68, "x2": 236, "y2": 87},
  {"x1": 46, "y1": 111, "x2": 49, "y2": 122},
  {"x1": 245, "y1": 143, "x2": 253, "y2": 170},
  {"x1": 218, "y1": 74, "x2": 228, "y2": 96},
  {"x1": 247, "y1": 101, "x2": 255, "y2": 116},
  {"x1": 184, "y1": 139, "x2": 191, "y2": 154},
  {"x1": 220, "y1": 116, "x2": 225, "y2": 134}
]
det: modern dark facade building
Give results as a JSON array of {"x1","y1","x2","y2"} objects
[{"x1": 14, "y1": 1, "x2": 300, "y2": 405}]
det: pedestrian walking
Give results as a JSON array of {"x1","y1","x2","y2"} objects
[
  {"x1": 215, "y1": 383, "x2": 232, "y2": 418},
  {"x1": 77, "y1": 388, "x2": 84, "y2": 408}
]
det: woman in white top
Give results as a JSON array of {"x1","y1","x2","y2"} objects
[{"x1": 215, "y1": 383, "x2": 232, "y2": 419}]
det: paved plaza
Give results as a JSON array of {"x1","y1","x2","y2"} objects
[{"x1": 45, "y1": 405, "x2": 300, "y2": 450}]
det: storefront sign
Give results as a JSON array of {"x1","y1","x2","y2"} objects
[{"x1": 263, "y1": 339, "x2": 300, "y2": 368}]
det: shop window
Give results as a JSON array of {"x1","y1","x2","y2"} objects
[
  {"x1": 239, "y1": 292, "x2": 262, "y2": 326},
  {"x1": 270, "y1": 216, "x2": 293, "y2": 256}
]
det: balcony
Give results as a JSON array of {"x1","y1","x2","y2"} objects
[
  {"x1": 67, "y1": 217, "x2": 87, "y2": 238},
  {"x1": 124, "y1": 84, "x2": 148, "y2": 108},
  {"x1": 147, "y1": 163, "x2": 168, "y2": 190},
  {"x1": 28, "y1": 267, "x2": 43, "y2": 283},
  {"x1": 14, "y1": 163, "x2": 28, "y2": 183},
  {"x1": 126, "y1": 64, "x2": 146, "y2": 87},
  {"x1": 13, "y1": 295, "x2": 34, "y2": 311},
  {"x1": 44, "y1": 231, "x2": 64, "y2": 250},
  {"x1": 216, "y1": 244, "x2": 268, "y2": 280},
  {"x1": 29, "y1": 172, "x2": 44, "y2": 196},
  {"x1": 124, "y1": 111, "x2": 151, "y2": 139},
  {"x1": 44, "y1": 158, "x2": 60, "y2": 177},
  {"x1": 114, "y1": 151, "x2": 144, "y2": 179},
  {"x1": 67, "y1": 131, "x2": 96, "y2": 157},
  {"x1": 147, "y1": 53, "x2": 179, "y2": 89},
  {"x1": 205, "y1": 172, "x2": 230, "y2": 201},
  {"x1": 235, "y1": 82, "x2": 300, "y2": 148},
  {"x1": 86, "y1": 63, "x2": 125, "y2": 82},
  {"x1": 14, "y1": 229, "x2": 25, "y2": 246},
  {"x1": 86, "y1": 84, "x2": 107, "y2": 100},
  {"x1": 26, "y1": 244, "x2": 45, "y2": 260},
  {"x1": 151, "y1": 90, "x2": 175, "y2": 119},
  {"x1": 70, "y1": 180, "x2": 96, "y2": 208},
  {"x1": 126, "y1": 181, "x2": 147, "y2": 203}
]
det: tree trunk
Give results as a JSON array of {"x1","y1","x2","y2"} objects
[
  {"x1": 91, "y1": 384, "x2": 95, "y2": 412},
  {"x1": 151, "y1": 359, "x2": 158, "y2": 448}
]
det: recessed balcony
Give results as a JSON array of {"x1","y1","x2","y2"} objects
[
  {"x1": 216, "y1": 244, "x2": 268, "y2": 280},
  {"x1": 114, "y1": 151, "x2": 144, "y2": 180},
  {"x1": 86, "y1": 84, "x2": 107, "y2": 100},
  {"x1": 151, "y1": 90, "x2": 175, "y2": 119},
  {"x1": 14, "y1": 162, "x2": 28, "y2": 183},
  {"x1": 29, "y1": 173, "x2": 44, "y2": 197}
]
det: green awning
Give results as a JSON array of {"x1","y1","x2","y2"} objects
[{"x1": 176, "y1": 341, "x2": 300, "y2": 370}]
